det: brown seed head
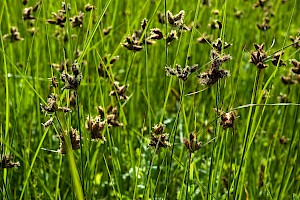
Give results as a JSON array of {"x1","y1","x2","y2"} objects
[
  {"x1": 281, "y1": 76, "x2": 296, "y2": 85},
  {"x1": 141, "y1": 18, "x2": 148, "y2": 30},
  {"x1": 220, "y1": 111, "x2": 236, "y2": 129},
  {"x1": 279, "y1": 136, "x2": 287, "y2": 144},
  {"x1": 85, "y1": 4, "x2": 96, "y2": 11},
  {"x1": 0, "y1": 155, "x2": 20, "y2": 169}
]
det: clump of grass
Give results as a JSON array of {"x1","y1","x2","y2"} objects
[{"x1": 1, "y1": 0, "x2": 300, "y2": 199}]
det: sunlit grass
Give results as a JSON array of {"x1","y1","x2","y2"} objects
[{"x1": 0, "y1": 0, "x2": 299, "y2": 199}]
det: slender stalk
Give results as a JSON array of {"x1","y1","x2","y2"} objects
[
  {"x1": 76, "y1": 92, "x2": 85, "y2": 196},
  {"x1": 186, "y1": 152, "x2": 192, "y2": 200}
]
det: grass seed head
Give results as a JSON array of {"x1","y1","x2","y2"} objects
[
  {"x1": 183, "y1": 132, "x2": 202, "y2": 153},
  {"x1": 85, "y1": 4, "x2": 96, "y2": 11},
  {"x1": 109, "y1": 81, "x2": 129, "y2": 100},
  {"x1": 149, "y1": 133, "x2": 170, "y2": 150},
  {"x1": 197, "y1": 33, "x2": 213, "y2": 43},
  {"x1": 208, "y1": 19, "x2": 222, "y2": 30},
  {"x1": 166, "y1": 30, "x2": 178, "y2": 44},
  {"x1": 157, "y1": 12, "x2": 165, "y2": 24},
  {"x1": 279, "y1": 136, "x2": 287, "y2": 144},
  {"x1": 250, "y1": 43, "x2": 268, "y2": 69},
  {"x1": 58, "y1": 106, "x2": 72, "y2": 113},
  {"x1": 0, "y1": 155, "x2": 20, "y2": 169},
  {"x1": 289, "y1": 35, "x2": 300, "y2": 49},
  {"x1": 253, "y1": 0, "x2": 267, "y2": 9},
  {"x1": 212, "y1": 38, "x2": 232, "y2": 52},
  {"x1": 152, "y1": 123, "x2": 166, "y2": 134},
  {"x1": 148, "y1": 28, "x2": 163, "y2": 40},
  {"x1": 202, "y1": 0, "x2": 211, "y2": 6},
  {"x1": 281, "y1": 76, "x2": 296, "y2": 85},
  {"x1": 220, "y1": 111, "x2": 236, "y2": 129},
  {"x1": 198, "y1": 68, "x2": 230, "y2": 86},
  {"x1": 121, "y1": 36, "x2": 143, "y2": 51},
  {"x1": 85, "y1": 116, "x2": 106, "y2": 142},
  {"x1": 258, "y1": 164, "x2": 265, "y2": 188},
  {"x1": 23, "y1": 7, "x2": 35, "y2": 20},
  {"x1": 3, "y1": 27, "x2": 24, "y2": 42},
  {"x1": 97, "y1": 106, "x2": 105, "y2": 119},
  {"x1": 58, "y1": 128, "x2": 81, "y2": 154},
  {"x1": 70, "y1": 11, "x2": 84, "y2": 28},
  {"x1": 40, "y1": 93, "x2": 58, "y2": 114},
  {"x1": 103, "y1": 26, "x2": 112, "y2": 35},
  {"x1": 291, "y1": 59, "x2": 300, "y2": 74},
  {"x1": 33, "y1": 1, "x2": 41, "y2": 12},
  {"x1": 141, "y1": 18, "x2": 148, "y2": 30},
  {"x1": 42, "y1": 117, "x2": 53, "y2": 128},
  {"x1": 165, "y1": 64, "x2": 198, "y2": 81},
  {"x1": 167, "y1": 10, "x2": 185, "y2": 27},
  {"x1": 272, "y1": 51, "x2": 285, "y2": 67}
]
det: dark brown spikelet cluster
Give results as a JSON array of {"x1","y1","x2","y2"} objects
[
  {"x1": 46, "y1": 2, "x2": 69, "y2": 27},
  {"x1": 148, "y1": 28, "x2": 164, "y2": 40},
  {"x1": 70, "y1": 11, "x2": 84, "y2": 28},
  {"x1": 42, "y1": 117, "x2": 54, "y2": 128},
  {"x1": 198, "y1": 39, "x2": 232, "y2": 86},
  {"x1": 22, "y1": 7, "x2": 34, "y2": 21},
  {"x1": 208, "y1": 19, "x2": 222, "y2": 30},
  {"x1": 109, "y1": 81, "x2": 129, "y2": 101},
  {"x1": 166, "y1": 30, "x2": 178, "y2": 44},
  {"x1": 253, "y1": 0, "x2": 267, "y2": 8},
  {"x1": 289, "y1": 34, "x2": 300, "y2": 49},
  {"x1": 149, "y1": 123, "x2": 170, "y2": 151},
  {"x1": 121, "y1": 18, "x2": 150, "y2": 51},
  {"x1": 58, "y1": 128, "x2": 81, "y2": 154},
  {"x1": 258, "y1": 164, "x2": 265, "y2": 188},
  {"x1": 257, "y1": 17, "x2": 270, "y2": 31},
  {"x1": 51, "y1": 60, "x2": 71, "y2": 73},
  {"x1": 250, "y1": 43, "x2": 268, "y2": 69},
  {"x1": 234, "y1": 8, "x2": 244, "y2": 19},
  {"x1": 2, "y1": 27, "x2": 24, "y2": 42},
  {"x1": 165, "y1": 10, "x2": 190, "y2": 44},
  {"x1": 197, "y1": 33, "x2": 213, "y2": 44},
  {"x1": 61, "y1": 61, "x2": 83, "y2": 90},
  {"x1": 281, "y1": 75, "x2": 296, "y2": 85},
  {"x1": 49, "y1": 76, "x2": 58, "y2": 88},
  {"x1": 202, "y1": 0, "x2": 211, "y2": 6},
  {"x1": 85, "y1": 115, "x2": 106, "y2": 142},
  {"x1": 98, "y1": 54, "x2": 119, "y2": 77},
  {"x1": 106, "y1": 107, "x2": 123, "y2": 128},
  {"x1": 279, "y1": 135, "x2": 287, "y2": 144},
  {"x1": 0, "y1": 155, "x2": 20, "y2": 169},
  {"x1": 219, "y1": 110, "x2": 237, "y2": 129},
  {"x1": 167, "y1": 10, "x2": 186, "y2": 28},
  {"x1": 291, "y1": 59, "x2": 300, "y2": 75},
  {"x1": 85, "y1": 106, "x2": 123, "y2": 142},
  {"x1": 253, "y1": 0, "x2": 274, "y2": 31},
  {"x1": 122, "y1": 35, "x2": 144, "y2": 51},
  {"x1": 157, "y1": 12, "x2": 165, "y2": 24},
  {"x1": 271, "y1": 51, "x2": 285, "y2": 67},
  {"x1": 183, "y1": 132, "x2": 202, "y2": 153},
  {"x1": 165, "y1": 64, "x2": 198, "y2": 81},
  {"x1": 102, "y1": 26, "x2": 112, "y2": 36},
  {"x1": 40, "y1": 93, "x2": 58, "y2": 114},
  {"x1": 212, "y1": 38, "x2": 232, "y2": 52},
  {"x1": 280, "y1": 59, "x2": 300, "y2": 85},
  {"x1": 40, "y1": 93, "x2": 72, "y2": 127},
  {"x1": 85, "y1": 4, "x2": 96, "y2": 12},
  {"x1": 24, "y1": 1, "x2": 40, "y2": 17}
]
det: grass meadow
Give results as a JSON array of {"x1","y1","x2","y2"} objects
[{"x1": 0, "y1": 0, "x2": 299, "y2": 199}]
